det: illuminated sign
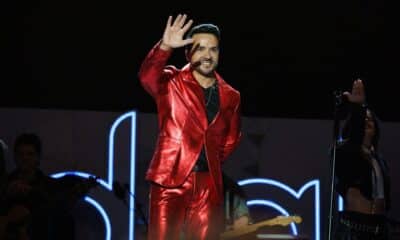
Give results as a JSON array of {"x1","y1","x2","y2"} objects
[
  {"x1": 51, "y1": 111, "x2": 137, "y2": 240},
  {"x1": 239, "y1": 178, "x2": 320, "y2": 240},
  {"x1": 48, "y1": 111, "x2": 340, "y2": 240}
]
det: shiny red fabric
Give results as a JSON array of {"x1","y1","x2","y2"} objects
[
  {"x1": 148, "y1": 172, "x2": 223, "y2": 240},
  {"x1": 139, "y1": 41, "x2": 242, "y2": 203},
  {"x1": 139, "y1": 41, "x2": 241, "y2": 240}
]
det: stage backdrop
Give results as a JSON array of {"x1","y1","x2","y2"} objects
[{"x1": 1, "y1": 108, "x2": 399, "y2": 240}]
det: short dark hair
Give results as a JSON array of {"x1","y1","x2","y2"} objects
[
  {"x1": 14, "y1": 133, "x2": 42, "y2": 156},
  {"x1": 185, "y1": 23, "x2": 221, "y2": 42}
]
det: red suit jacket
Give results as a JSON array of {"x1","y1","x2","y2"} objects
[{"x1": 139, "y1": 41, "x2": 242, "y2": 203}]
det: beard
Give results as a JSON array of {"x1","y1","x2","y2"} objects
[{"x1": 192, "y1": 60, "x2": 217, "y2": 77}]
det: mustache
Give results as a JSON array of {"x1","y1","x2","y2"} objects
[
  {"x1": 191, "y1": 59, "x2": 214, "y2": 68},
  {"x1": 187, "y1": 44, "x2": 215, "y2": 68},
  {"x1": 191, "y1": 61, "x2": 201, "y2": 68}
]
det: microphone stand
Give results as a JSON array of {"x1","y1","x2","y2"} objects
[
  {"x1": 327, "y1": 91, "x2": 343, "y2": 240},
  {"x1": 124, "y1": 185, "x2": 149, "y2": 232},
  {"x1": 114, "y1": 182, "x2": 148, "y2": 232}
]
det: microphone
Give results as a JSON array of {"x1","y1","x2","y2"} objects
[
  {"x1": 333, "y1": 90, "x2": 348, "y2": 107},
  {"x1": 333, "y1": 90, "x2": 351, "y2": 122},
  {"x1": 112, "y1": 180, "x2": 149, "y2": 230},
  {"x1": 112, "y1": 181, "x2": 127, "y2": 202}
]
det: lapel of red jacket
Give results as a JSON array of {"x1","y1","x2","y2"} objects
[{"x1": 179, "y1": 64, "x2": 230, "y2": 131}]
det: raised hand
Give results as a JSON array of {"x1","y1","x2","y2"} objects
[
  {"x1": 160, "y1": 14, "x2": 194, "y2": 51},
  {"x1": 343, "y1": 79, "x2": 366, "y2": 104}
]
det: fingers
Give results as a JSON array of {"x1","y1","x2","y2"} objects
[
  {"x1": 172, "y1": 14, "x2": 183, "y2": 27},
  {"x1": 178, "y1": 14, "x2": 187, "y2": 28},
  {"x1": 353, "y1": 79, "x2": 363, "y2": 88},
  {"x1": 182, "y1": 19, "x2": 193, "y2": 33},
  {"x1": 183, "y1": 38, "x2": 194, "y2": 46},
  {"x1": 343, "y1": 78, "x2": 366, "y2": 104},
  {"x1": 168, "y1": 14, "x2": 192, "y2": 30},
  {"x1": 352, "y1": 79, "x2": 364, "y2": 95},
  {"x1": 165, "y1": 15, "x2": 172, "y2": 30}
]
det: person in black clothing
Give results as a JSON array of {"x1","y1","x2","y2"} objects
[
  {"x1": 0, "y1": 139, "x2": 6, "y2": 181},
  {"x1": 334, "y1": 79, "x2": 391, "y2": 240},
  {"x1": 3, "y1": 133, "x2": 60, "y2": 240},
  {"x1": 3, "y1": 133, "x2": 96, "y2": 240},
  {"x1": 1, "y1": 139, "x2": 7, "y2": 198}
]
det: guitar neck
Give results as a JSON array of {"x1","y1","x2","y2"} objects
[
  {"x1": 221, "y1": 218, "x2": 278, "y2": 239},
  {"x1": 220, "y1": 216, "x2": 301, "y2": 239}
]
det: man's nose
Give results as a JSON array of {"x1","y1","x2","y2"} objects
[{"x1": 204, "y1": 50, "x2": 211, "y2": 58}]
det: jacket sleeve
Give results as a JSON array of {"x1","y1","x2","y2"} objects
[
  {"x1": 220, "y1": 94, "x2": 242, "y2": 162},
  {"x1": 335, "y1": 141, "x2": 360, "y2": 196},
  {"x1": 334, "y1": 103, "x2": 368, "y2": 196},
  {"x1": 344, "y1": 103, "x2": 367, "y2": 145},
  {"x1": 138, "y1": 40, "x2": 175, "y2": 98}
]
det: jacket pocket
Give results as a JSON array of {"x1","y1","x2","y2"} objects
[{"x1": 151, "y1": 136, "x2": 182, "y2": 173}]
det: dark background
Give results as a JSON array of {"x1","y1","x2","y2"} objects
[{"x1": 2, "y1": 0, "x2": 395, "y2": 121}]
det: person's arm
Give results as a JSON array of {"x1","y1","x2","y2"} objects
[
  {"x1": 342, "y1": 79, "x2": 367, "y2": 145},
  {"x1": 138, "y1": 14, "x2": 193, "y2": 98},
  {"x1": 233, "y1": 194, "x2": 251, "y2": 225},
  {"x1": 345, "y1": 104, "x2": 367, "y2": 145},
  {"x1": 220, "y1": 95, "x2": 242, "y2": 162},
  {"x1": 334, "y1": 79, "x2": 368, "y2": 195}
]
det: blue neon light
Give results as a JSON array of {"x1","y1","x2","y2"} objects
[
  {"x1": 51, "y1": 111, "x2": 137, "y2": 240},
  {"x1": 51, "y1": 171, "x2": 110, "y2": 190},
  {"x1": 238, "y1": 178, "x2": 320, "y2": 240},
  {"x1": 247, "y1": 199, "x2": 298, "y2": 235},
  {"x1": 85, "y1": 196, "x2": 112, "y2": 240},
  {"x1": 129, "y1": 113, "x2": 137, "y2": 240},
  {"x1": 338, "y1": 196, "x2": 343, "y2": 211}
]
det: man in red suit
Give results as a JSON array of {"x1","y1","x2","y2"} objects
[{"x1": 139, "y1": 14, "x2": 242, "y2": 240}]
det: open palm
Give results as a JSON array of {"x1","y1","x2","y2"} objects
[
  {"x1": 343, "y1": 79, "x2": 366, "y2": 104},
  {"x1": 162, "y1": 14, "x2": 194, "y2": 49}
]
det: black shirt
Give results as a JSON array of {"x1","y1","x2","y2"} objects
[{"x1": 193, "y1": 83, "x2": 220, "y2": 171}]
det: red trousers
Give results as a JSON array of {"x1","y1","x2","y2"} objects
[{"x1": 148, "y1": 172, "x2": 223, "y2": 240}]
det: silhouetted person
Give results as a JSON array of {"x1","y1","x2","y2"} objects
[
  {"x1": 3, "y1": 133, "x2": 96, "y2": 240},
  {"x1": 3, "y1": 133, "x2": 51, "y2": 240},
  {"x1": 334, "y1": 79, "x2": 391, "y2": 240},
  {"x1": 1, "y1": 139, "x2": 7, "y2": 201}
]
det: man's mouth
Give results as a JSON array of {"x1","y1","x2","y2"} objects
[{"x1": 201, "y1": 60, "x2": 212, "y2": 66}]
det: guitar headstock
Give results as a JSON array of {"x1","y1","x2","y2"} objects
[{"x1": 273, "y1": 215, "x2": 302, "y2": 226}]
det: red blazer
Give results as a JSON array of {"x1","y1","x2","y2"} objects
[{"x1": 139, "y1": 41, "x2": 242, "y2": 202}]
